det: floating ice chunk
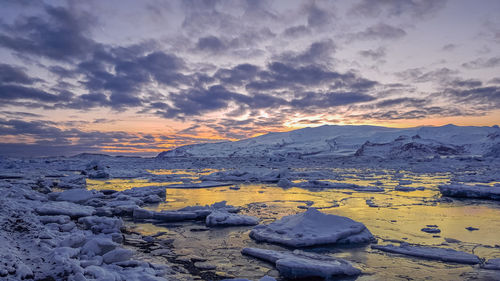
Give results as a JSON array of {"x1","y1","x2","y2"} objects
[
  {"x1": 250, "y1": 208, "x2": 375, "y2": 247},
  {"x1": 421, "y1": 227, "x2": 441, "y2": 233},
  {"x1": 36, "y1": 201, "x2": 95, "y2": 218},
  {"x1": 102, "y1": 248, "x2": 134, "y2": 264},
  {"x1": 483, "y1": 258, "x2": 500, "y2": 270},
  {"x1": 54, "y1": 189, "x2": 100, "y2": 203},
  {"x1": 206, "y1": 210, "x2": 259, "y2": 227},
  {"x1": 132, "y1": 208, "x2": 198, "y2": 222},
  {"x1": 372, "y1": 243, "x2": 480, "y2": 264},
  {"x1": 299, "y1": 180, "x2": 383, "y2": 192},
  {"x1": 395, "y1": 185, "x2": 417, "y2": 192},
  {"x1": 242, "y1": 248, "x2": 361, "y2": 279},
  {"x1": 438, "y1": 183, "x2": 500, "y2": 200}
]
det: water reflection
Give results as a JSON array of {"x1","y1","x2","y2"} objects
[{"x1": 89, "y1": 168, "x2": 500, "y2": 280}]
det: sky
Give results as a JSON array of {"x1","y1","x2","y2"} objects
[{"x1": 0, "y1": 0, "x2": 499, "y2": 157}]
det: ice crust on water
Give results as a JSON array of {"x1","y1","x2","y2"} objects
[
  {"x1": 242, "y1": 247, "x2": 361, "y2": 279},
  {"x1": 439, "y1": 183, "x2": 500, "y2": 200},
  {"x1": 250, "y1": 208, "x2": 375, "y2": 247},
  {"x1": 372, "y1": 243, "x2": 481, "y2": 264}
]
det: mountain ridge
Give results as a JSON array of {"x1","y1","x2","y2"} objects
[{"x1": 157, "y1": 124, "x2": 500, "y2": 158}]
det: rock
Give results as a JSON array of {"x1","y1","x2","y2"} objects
[{"x1": 250, "y1": 208, "x2": 375, "y2": 247}]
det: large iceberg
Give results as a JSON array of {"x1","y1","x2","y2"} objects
[{"x1": 249, "y1": 208, "x2": 375, "y2": 247}]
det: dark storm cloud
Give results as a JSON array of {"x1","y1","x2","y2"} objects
[
  {"x1": 0, "y1": 4, "x2": 95, "y2": 61},
  {"x1": 0, "y1": 63, "x2": 41, "y2": 84},
  {"x1": 462, "y1": 57, "x2": 500, "y2": 69},
  {"x1": 350, "y1": 0, "x2": 447, "y2": 19},
  {"x1": 354, "y1": 23, "x2": 407, "y2": 40}
]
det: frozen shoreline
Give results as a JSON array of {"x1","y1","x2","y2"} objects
[{"x1": 1, "y1": 154, "x2": 500, "y2": 280}]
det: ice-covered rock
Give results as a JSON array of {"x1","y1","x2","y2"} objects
[
  {"x1": 206, "y1": 211, "x2": 259, "y2": 227},
  {"x1": 250, "y1": 208, "x2": 375, "y2": 247},
  {"x1": 242, "y1": 248, "x2": 361, "y2": 279},
  {"x1": 438, "y1": 183, "x2": 500, "y2": 200},
  {"x1": 36, "y1": 201, "x2": 95, "y2": 218},
  {"x1": 372, "y1": 243, "x2": 480, "y2": 264}
]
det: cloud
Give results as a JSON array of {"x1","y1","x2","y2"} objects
[
  {"x1": 462, "y1": 57, "x2": 500, "y2": 69},
  {"x1": 0, "y1": 4, "x2": 96, "y2": 61},
  {"x1": 350, "y1": 0, "x2": 447, "y2": 19},
  {"x1": 359, "y1": 47, "x2": 386, "y2": 60},
  {"x1": 195, "y1": 35, "x2": 227, "y2": 53},
  {"x1": 354, "y1": 23, "x2": 407, "y2": 40},
  {"x1": 282, "y1": 25, "x2": 311, "y2": 37},
  {"x1": 274, "y1": 39, "x2": 336, "y2": 65},
  {"x1": 0, "y1": 63, "x2": 41, "y2": 84}
]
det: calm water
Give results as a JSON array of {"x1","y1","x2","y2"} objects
[{"x1": 88, "y1": 168, "x2": 500, "y2": 280}]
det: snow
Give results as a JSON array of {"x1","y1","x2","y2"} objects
[
  {"x1": 206, "y1": 210, "x2": 259, "y2": 227},
  {"x1": 157, "y1": 124, "x2": 500, "y2": 158},
  {"x1": 372, "y1": 243, "x2": 480, "y2": 264},
  {"x1": 36, "y1": 201, "x2": 96, "y2": 218},
  {"x1": 53, "y1": 188, "x2": 101, "y2": 203},
  {"x1": 242, "y1": 247, "x2": 361, "y2": 279},
  {"x1": 439, "y1": 183, "x2": 500, "y2": 200},
  {"x1": 250, "y1": 208, "x2": 375, "y2": 247}
]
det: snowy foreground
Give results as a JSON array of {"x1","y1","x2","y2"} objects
[{"x1": 1, "y1": 125, "x2": 500, "y2": 280}]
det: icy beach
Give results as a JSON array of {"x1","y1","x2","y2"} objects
[{"x1": 1, "y1": 125, "x2": 500, "y2": 280}]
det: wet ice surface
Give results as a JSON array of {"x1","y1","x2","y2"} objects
[
  {"x1": 83, "y1": 160, "x2": 500, "y2": 280},
  {"x1": 2, "y1": 155, "x2": 500, "y2": 280}
]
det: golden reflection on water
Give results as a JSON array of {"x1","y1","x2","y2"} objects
[
  {"x1": 86, "y1": 178, "x2": 182, "y2": 191},
  {"x1": 89, "y1": 168, "x2": 500, "y2": 280}
]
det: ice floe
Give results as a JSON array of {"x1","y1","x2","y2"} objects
[
  {"x1": 372, "y1": 243, "x2": 480, "y2": 264},
  {"x1": 250, "y1": 208, "x2": 375, "y2": 247}
]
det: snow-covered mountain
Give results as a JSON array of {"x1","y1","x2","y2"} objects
[{"x1": 157, "y1": 124, "x2": 500, "y2": 158}]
